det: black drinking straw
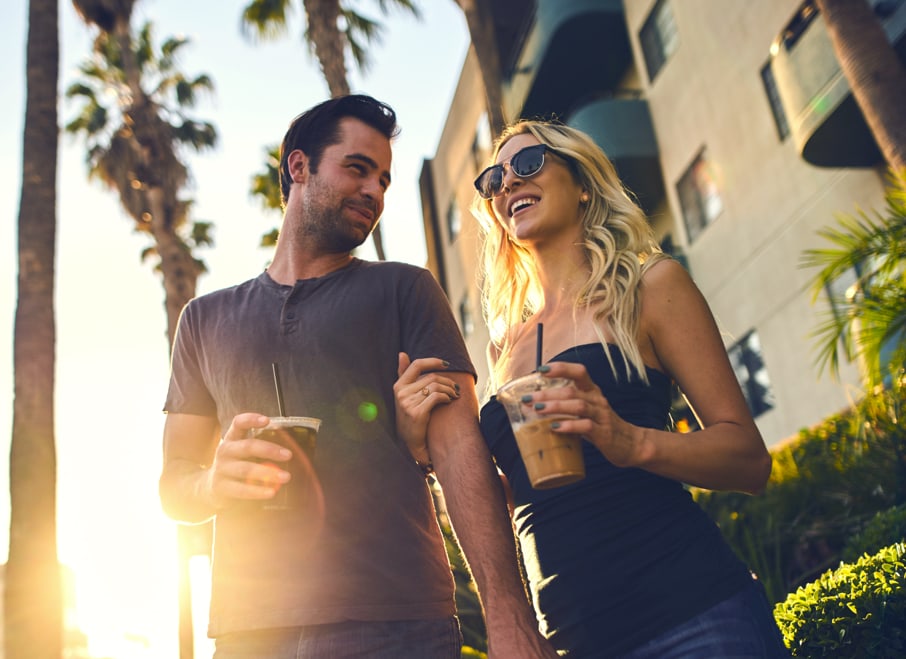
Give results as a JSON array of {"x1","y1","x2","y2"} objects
[
  {"x1": 536, "y1": 323, "x2": 544, "y2": 370},
  {"x1": 271, "y1": 362, "x2": 286, "y2": 416}
]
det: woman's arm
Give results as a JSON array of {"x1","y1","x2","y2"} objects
[{"x1": 532, "y1": 259, "x2": 772, "y2": 494}]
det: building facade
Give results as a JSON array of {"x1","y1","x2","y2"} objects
[{"x1": 418, "y1": 0, "x2": 905, "y2": 446}]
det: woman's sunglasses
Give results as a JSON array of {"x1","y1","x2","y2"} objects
[{"x1": 474, "y1": 144, "x2": 560, "y2": 199}]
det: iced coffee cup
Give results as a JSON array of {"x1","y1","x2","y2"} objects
[
  {"x1": 252, "y1": 416, "x2": 321, "y2": 510},
  {"x1": 496, "y1": 373, "x2": 586, "y2": 489}
]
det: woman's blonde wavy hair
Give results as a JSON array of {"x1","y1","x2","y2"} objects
[{"x1": 474, "y1": 120, "x2": 669, "y2": 392}]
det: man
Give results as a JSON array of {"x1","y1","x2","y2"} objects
[{"x1": 159, "y1": 94, "x2": 555, "y2": 658}]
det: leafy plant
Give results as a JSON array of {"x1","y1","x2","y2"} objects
[
  {"x1": 801, "y1": 168, "x2": 906, "y2": 388},
  {"x1": 774, "y1": 542, "x2": 906, "y2": 657},
  {"x1": 842, "y1": 504, "x2": 906, "y2": 563}
]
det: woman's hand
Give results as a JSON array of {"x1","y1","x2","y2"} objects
[
  {"x1": 524, "y1": 362, "x2": 645, "y2": 469},
  {"x1": 393, "y1": 352, "x2": 460, "y2": 466}
]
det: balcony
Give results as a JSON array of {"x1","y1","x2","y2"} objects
[
  {"x1": 567, "y1": 97, "x2": 665, "y2": 215},
  {"x1": 508, "y1": 0, "x2": 630, "y2": 121},
  {"x1": 769, "y1": 0, "x2": 906, "y2": 167}
]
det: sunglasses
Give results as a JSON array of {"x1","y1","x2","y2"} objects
[{"x1": 474, "y1": 144, "x2": 562, "y2": 199}]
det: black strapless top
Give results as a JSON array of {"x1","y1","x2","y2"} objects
[{"x1": 480, "y1": 343, "x2": 751, "y2": 656}]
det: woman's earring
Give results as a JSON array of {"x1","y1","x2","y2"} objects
[{"x1": 580, "y1": 192, "x2": 590, "y2": 204}]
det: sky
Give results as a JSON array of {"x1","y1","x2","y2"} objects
[{"x1": 1, "y1": 1, "x2": 469, "y2": 657}]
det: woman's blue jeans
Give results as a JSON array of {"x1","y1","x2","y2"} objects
[
  {"x1": 213, "y1": 616, "x2": 462, "y2": 658},
  {"x1": 618, "y1": 577, "x2": 790, "y2": 658}
]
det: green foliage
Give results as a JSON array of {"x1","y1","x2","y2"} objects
[
  {"x1": 249, "y1": 145, "x2": 283, "y2": 247},
  {"x1": 693, "y1": 378, "x2": 906, "y2": 603},
  {"x1": 842, "y1": 504, "x2": 906, "y2": 563},
  {"x1": 773, "y1": 542, "x2": 906, "y2": 657},
  {"x1": 801, "y1": 168, "x2": 906, "y2": 388}
]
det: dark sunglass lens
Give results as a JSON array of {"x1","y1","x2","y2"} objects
[
  {"x1": 512, "y1": 145, "x2": 546, "y2": 177},
  {"x1": 476, "y1": 166, "x2": 503, "y2": 199}
]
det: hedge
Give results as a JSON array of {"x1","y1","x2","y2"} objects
[{"x1": 774, "y1": 542, "x2": 905, "y2": 657}]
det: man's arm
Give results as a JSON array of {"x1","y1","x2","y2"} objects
[{"x1": 427, "y1": 372, "x2": 557, "y2": 658}]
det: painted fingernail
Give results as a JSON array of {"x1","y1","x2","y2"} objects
[
  {"x1": 534, "y1": 402, "x2": 546, "y2": 410},
  {"x1": 442, "y1": 360, "x2": 450, "y2": 367},
  {"x1": 521, "y1": 394, "x2": 533, "y2": 403},
  {"x1": 551, "y1": 421, "x2": 561, "y2": 429},
  {"x1": 454, "y1": 383, "x2": 460, "y2": 392},
  {"x1": 538, "y1": 365, "x2": 551, "y2": 373}
]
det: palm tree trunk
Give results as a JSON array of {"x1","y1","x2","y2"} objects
[
  {"x1": 6, "y1": 0, "x2": 62, "y2": 657},
  {"x1": 146, "y1": 190, "x2": 205, "y2": 659},
  {"x1": 815, "y1": 0, "x2": 906, "y2": 172},
  {"x1": 302, "y1": 0, "x2": 350, "y2": 96}
]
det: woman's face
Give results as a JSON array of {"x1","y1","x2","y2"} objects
[{"x1": 490, "y1": 133, "x2": 586, "y2": 246}]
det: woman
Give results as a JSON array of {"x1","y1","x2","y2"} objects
[{"x1": 395, "y1": 120, "x2": 790, "y2": 657}]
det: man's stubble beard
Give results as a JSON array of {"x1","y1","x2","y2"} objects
[{"x1": 296, "y1": 176, "x2": 371, "y2": 254}]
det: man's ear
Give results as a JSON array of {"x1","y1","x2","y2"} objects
[{"x1": 286, "y1": 149, "x2": 308, "y2": 184}]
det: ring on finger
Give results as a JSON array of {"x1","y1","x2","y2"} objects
[{"x1": 421, "y1": 386, "x2": 430, "y2": 397}]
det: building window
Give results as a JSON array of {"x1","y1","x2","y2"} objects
[
  {"x1": 728, "y1": 331, "x2": 775, "y2": 418},
  {"x1": 761, "y1": 62, "x2": 790, "y2": 141},
  {"x1": 446, "y1": 198, "x2": 461, "y2": 243},
  {"x1": 676, "y1": 149, "x2": 723, "y2": 243},
  {"x1": 459, "y1": 295, "x2": 475, "y2": 338},
  {"x1": 472, "y1": 112, "x2": 493, "y2": 171},
  {"x1": 639, "y1": 0, "x2": 679, "y2": 83}
]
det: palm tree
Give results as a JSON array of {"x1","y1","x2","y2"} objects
[
  {"x1": 814, "y1": 0, "x2": 906, "y2": 172},
  {"x1": 802, "y1": 170, "x2": 906, "y2": 388},
  {"x1": 239, "y1": 0, "x2": 420, "y2": 260},
  {"x1": 6, "y1": 0, "x2": 62, "y2": 657},
  {"x1": 65, "y1": 21, "x2": 217, "y2": 343},
  {"x1": 67, "y1": 5, "x2": 217, "y2": 657}
]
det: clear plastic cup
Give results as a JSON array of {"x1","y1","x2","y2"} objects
[{"x1": 496, "y1": 374, "x2": 585, "y2": 489}]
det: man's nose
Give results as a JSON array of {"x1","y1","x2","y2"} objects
[{"x1": 361, "y1": 176, "x2": 384, "y2": 200}]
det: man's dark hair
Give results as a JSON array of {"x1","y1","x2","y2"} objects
[{"x1": 279, "y1": 94, "x2": 400, "y2": 204}]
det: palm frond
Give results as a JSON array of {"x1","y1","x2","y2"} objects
[
  {"x1": 802, "y1": 168, "x2": 906, "y2": 387},
  {"x1": 374, "y1": 0, "x2": 422, "y2": 20},
  {"x1": 240, "y1": 0, "x2": 291, "y2": 42}
]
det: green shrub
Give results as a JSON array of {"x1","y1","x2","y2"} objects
[
  {"x1": 693, "y1": 379, "x2": 906, "y2": 603},
  {"x1": 842, "y1": 504, "x2": 906, "y2": 563},
  {"x1": 773, "y1": 542, "x2": 905, "y2": 657}
]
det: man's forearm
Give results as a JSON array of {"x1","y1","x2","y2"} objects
[
  {"x1": 159, "y1": 458, "x2": 218, "y2": 523},
  {"x1": 430, "y1": 429, "x2": 536, "y2": 630}
]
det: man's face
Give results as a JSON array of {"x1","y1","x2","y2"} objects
[{"x1": 295, "y1": 117, "x2": 393, "y2": 252}]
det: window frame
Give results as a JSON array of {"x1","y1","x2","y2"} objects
[
  {"x1": 727, "y1": 330, "x2": 775, "y2": 418},
  {"x1": 639, "y1": 0, "x2": 679, "y2": 83},
  {"x1": 676, "y1": 148, "x2": 723, "y2": 243}
]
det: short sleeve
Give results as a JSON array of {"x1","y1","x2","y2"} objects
[
  {"x1": 398, "y1": 269, "x2": 477, "y2": 381},
  {"x1": 163, "y1": 301, "x2": 217, "y2": 415}
]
